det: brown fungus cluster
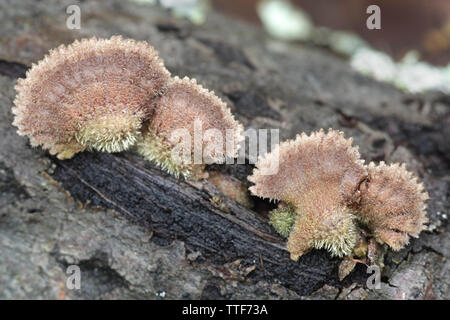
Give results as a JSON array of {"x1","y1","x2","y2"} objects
[
  {"x1": 358, "y1": 162, "x2": 429, "y2": 250},
  {"x1": 249, "y1": 129, "x2": 429, "y2": 260},
  {"x1": 13, "y1": 36, "x2": 170, "y2": 159},
  {"x1": 13, "y1": 36, "x2": 429, "y2": 261},
  {"x1": 136, "y1": 76, "x2": 243, "y2": 179},
  {"x1": 249, "y1": 129, "x2": 367, "y2": 260},
  {"x1": 12, "y1": 36, "x2": 243, "y2": 178}
]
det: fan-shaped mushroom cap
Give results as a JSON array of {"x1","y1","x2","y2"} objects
[
  {"x1": 13, "y1": 36, "x2": 171, "y2": 159},
  {"x1": 249, "y1": 129, "x2": 368, "y2": 260},
  {"x1": 136, "y1": 76, "x2": 243, "y2": 179},
  {"x1": 358, "y1": 162, "x2": 429, "y2": 250}
]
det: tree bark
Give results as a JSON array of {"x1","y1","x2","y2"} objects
[{"x1": 0, "y1": 0, "x2": 448, "y2": 299}]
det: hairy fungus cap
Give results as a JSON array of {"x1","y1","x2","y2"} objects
[
  {"x1": 13, "y1": 36, "x2": 171, "y2": 159},
  {"x1": 249, "y1": 129, "x2": 368, "y2": 260},
  {"x1": 136, "y1": 76, "x2": 243, "y2": 179},
  {"x1": 358, "y1": 162, "x2": 429, "y2": 250}
]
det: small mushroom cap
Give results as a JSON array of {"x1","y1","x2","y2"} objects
[
  {"x1": 249, "y1": 129, "x2": 367, "y2": 259},
  {"x1": 13, "y1": 36, "x2": 171, "y2": 158},
  {"x1": 148, "y1": 76, "x2": 243, "y2": 160},
  {"x1": 358, "y1": 162, "x2": 429, "y2": 250},
  {"x1": 269, "y1": 205, "x2": 296, "y2": 238},
  {"x1": 136, "y1": 76, "x2": 243, "y2": 178},
  {"x1": 248, "y1": 128, "x2": 367, "y2": 207}
]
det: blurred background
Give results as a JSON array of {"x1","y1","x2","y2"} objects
[
  {"x1": 156, "y1": 0, "x2": 450, "y2": 94},
  {"x1": 212, "y1": 0, "x2": 450, "y2": 66},
  {"x1": 1, "y1": 0, "x2": 449, "y2": 300}
]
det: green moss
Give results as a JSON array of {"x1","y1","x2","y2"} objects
[{"x1": 269, "y1": 206, "x2": 296, "y2": 238}]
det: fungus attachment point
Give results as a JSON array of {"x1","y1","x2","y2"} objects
[
  {"x1": 76, "y1": 109, "x2": 144, "y2": 153},
  {"x1": 13, "y1": 36, "x2": 171, "y2": 159},
  {"x1": 249, "y1": 129, "x2": 367, "y2": 260},
  {"x1": 357, "y1": 162, "x2": 429, "y2": 250},
  {"x1": 269, "y1": 204, "x2": 296, "y2": 238},
  {"x1": 136, "y1": 76, "x2": 243, "y2": 179}
]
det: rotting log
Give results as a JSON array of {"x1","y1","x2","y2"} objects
[{"x1": 0, "y1": 0, "x2": 448, "y2": 299}]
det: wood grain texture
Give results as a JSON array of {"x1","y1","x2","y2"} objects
[{"x1": 0, "y1": 0, "x2": 448, "y2": 299}]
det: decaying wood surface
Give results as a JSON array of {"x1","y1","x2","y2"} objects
[{"x1": 0, "y1": 0, "x2": 448, "y2": 299}]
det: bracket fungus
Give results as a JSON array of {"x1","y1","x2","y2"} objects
[
  {"x1": 249, "y1": 129, "x2": 429, "y2": 261},
  {"x1": 135, "y1": 76, "x2": 243, "y2": 179},
  {"x1": 358, "y1": 162, "x2": 429, "y2": 250},
  {"x1": 12, "y1": 36, "x2": 243, "y2": 180},
  {"x1": 249, "y1": 129, "x2": 368, "y2": 260},
  {"x1": 13, "y1": 36, "x2": 170, "y2": 159}
]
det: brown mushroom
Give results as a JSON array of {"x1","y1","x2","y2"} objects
[
  {"x1": 358, "y1": 162, "x2": 429, "y2": 250},
  {"x1": 135, "y1": 76, "x2": 243, "y2": 179},
  {"x1": 249, "y1": 129, "x2": 367, "y2": 260},
  {"x1": 13, "y1": 36, "x2": 170, "y2": 159}
]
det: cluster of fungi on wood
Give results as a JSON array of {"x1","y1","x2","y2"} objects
[
  {"x1": 249, "y1": 129, "x2": 429, "y2": 260},
  {"x1": 13, "y1": 37, "x2": 429, "y2": 262},
  {"x1": 13, "y1": 36, "x2": 242, "y2": 179}
]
